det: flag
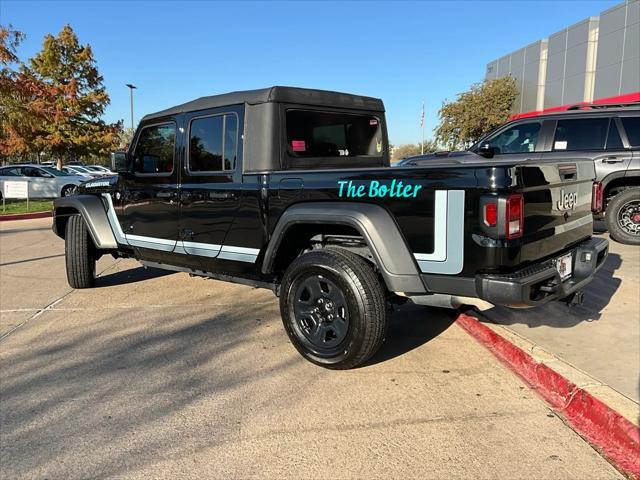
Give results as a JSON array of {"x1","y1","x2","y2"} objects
[{"x1": 420, "y1": 102, "x2": 424, "y2": 128}]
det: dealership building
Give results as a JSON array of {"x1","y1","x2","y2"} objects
[{"x1": 486, "y1": 0, "x2": 639, "y2": 117}]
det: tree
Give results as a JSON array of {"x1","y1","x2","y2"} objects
[
  {"x1": 435, "y1": 76, "x2": 518, "y2": 150},
  {"x1": 118, "y1": 127, "x2": 136, "y2": 150},
  {"x1": 391, "y1": 140, "x2": 440, "y2": 161},
  {"x1": 27, "y1": 25, "x2": 121, "y2": 166},
  {"x1": 0, "y1": 25, "x2": 54, "y2": 161}
]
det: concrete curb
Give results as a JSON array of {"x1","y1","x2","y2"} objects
[
  {"x1": 0, "y1": 211, "x2": 52, "y2": 221},
  {"x1": 456, "y1": 312, "x2": 640, "y2": 479}
]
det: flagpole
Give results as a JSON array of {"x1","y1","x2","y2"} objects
[{"x1": 421, "y1": 101, "x2": 425, "y2": 155}]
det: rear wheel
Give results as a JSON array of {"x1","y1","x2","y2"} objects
[
  {"x1": 605, "y1": 188, "x2": 640, "y2": 245},
  {"x1": 65, "y1": 215, "x2": 96, "y2": 288},
  {"x1": 280, "y1": 248, "x2": 387, "y2": 369}
]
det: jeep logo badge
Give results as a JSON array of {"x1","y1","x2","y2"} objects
[{"x1": 557, "y1": 189, "x2": 578, "y2": 211}]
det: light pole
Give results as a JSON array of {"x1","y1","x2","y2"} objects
[{"x1": 126, "y1": 83, "x2": 137, "y2": 130}]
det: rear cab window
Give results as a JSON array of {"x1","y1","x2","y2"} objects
[{"x1": 284, "y1": 109, "x2": 386, "y2": 168}]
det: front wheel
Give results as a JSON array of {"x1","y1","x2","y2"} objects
[
  {"x1": 61, "y1": 185, "x2": 76, "y2": 197},
  {"x1": 605, "y1": 188, "x2": 640, "y2": 245},
  {"x1": 280, "y1": 248, "x2": 387, "y2": 369},
  {"x1": 65, "y1": 215, "x2": 96, "y2": 288}
]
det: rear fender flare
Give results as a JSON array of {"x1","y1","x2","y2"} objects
[{"x1": 262, "y1": 202, "x2": 426, "y2": 293}]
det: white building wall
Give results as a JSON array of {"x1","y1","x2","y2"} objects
[{"x1": 486, "y1": 0, "x2": 639, "y2": 114}]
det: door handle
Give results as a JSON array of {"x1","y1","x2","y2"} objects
[
  {"x1": 157, "y1": 191, "x2": 176, "y2": 198},
  {"x1": 209, "y1": 191, "x2": 235, "y2": 199},
  {"x1": 603, "y1": 156, "x2": 623, "y2": 164}
]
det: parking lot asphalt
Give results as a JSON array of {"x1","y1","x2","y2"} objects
[
  {"x1": 481, "y1": 232, "x2": 640, "y2": 403},
  {"x1": 0, "y1": 218, "x2": 626, "y2": 479}
]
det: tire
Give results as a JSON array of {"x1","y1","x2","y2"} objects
[
  {"x1": 61, "y1": 184, "x2": 76, "y2": 197},
  {"x1": 65, "y1": 215, "x2": 96, "y2": 288},
  {"x1": 280, "y1": 248, "x2": 387, "y2": 369},
  {"x1": 605, "y1": 188, "x2": 640, "y2": 245}
]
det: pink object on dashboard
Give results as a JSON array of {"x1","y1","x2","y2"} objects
[{"x1": 291, "y1": 140, "x2": 306, "y2": 152}]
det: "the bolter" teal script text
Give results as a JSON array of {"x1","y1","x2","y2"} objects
[{"x1": 337, "y1": 180, "x2": 422, "y2": 199}]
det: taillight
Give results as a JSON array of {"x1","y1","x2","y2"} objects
[
  {"x1": 592, "y1": 182, "x2": 603, "y2": 213},
  {"x1": 506, "y1": 194, "x2": 524, "y2": 239},
  {"x1": 484, "y1": 203, "x2": 497, "y2": 226}
]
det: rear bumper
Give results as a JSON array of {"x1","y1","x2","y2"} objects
[{"x1": 475, "y1": 237, "x2": 609, "y2": 308}]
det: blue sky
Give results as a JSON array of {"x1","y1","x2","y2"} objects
[{"x1": 2, "y1": 0, "x2": 618, "y2": 145}]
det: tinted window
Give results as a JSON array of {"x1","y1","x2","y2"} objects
[
  {"x1": 482, "y1": 122, "x2": 541, "y2": 154},
  {"x1": 0, "y1": 167, "x2": 21, "y2": 176},
  {"x1": 42, "y1": 167, "x2": 71, "y2": 176},
  {"x1": 606, "y1": 121, "x2": 623, "y2": 150},
  {"x1": 133, "y1": 123, "x2": 176, "y2": 174},
  {"x1": 224, "y1": 115, "x2": 238, "y2": 170},
  {"x1": 553, "y1": 118, "x2": 608, "y2": 151},
  {"x1": 189, "y1": 114, "x2": 237, "y2": 172},
  {"x1": 23, "y1": 167, "x2": 49, "y2": 177},
  {"x1": 621, "y1": 117, "x2": 640, "y2": 147},
  {"x1": 286, "y1": 110, "x2": 383, "y2": 158}
]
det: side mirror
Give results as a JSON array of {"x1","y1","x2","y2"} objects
[
  {"x1": 111, "y1": 151, "x2": 129, "y2": 173},
  {"x1": 477, "y1": 144, "x2": 496, "y2": 159}
]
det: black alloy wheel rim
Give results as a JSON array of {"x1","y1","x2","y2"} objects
[
  {"x1": 618, "y1": 200, "x2": 640, "y2": 236},
  {"x1": 292, "y1": 273, "x2": 350, "y2": 351}
]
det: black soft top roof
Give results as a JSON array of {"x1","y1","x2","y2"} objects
[{"x1": 142, "y1": 86, "x2": 385, "y2": 121}]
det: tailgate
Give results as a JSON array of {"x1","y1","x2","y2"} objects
[{"x1": 515, "y1": 160, "x2": 594, "y2": 264}]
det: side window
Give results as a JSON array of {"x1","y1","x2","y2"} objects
[
  {"x1": 483, "y1": 122, "x2": 541, "y2": 154},
  {"x1": 0, "y1": 167, "x2": 20, "y2": 176},
  {"x1": 224, "y1": 115, "x2": 238, "y2": 170},
  {"x1": 23, "y1": 167, "x2": 44, "y2": 177},
  {"x1": 553, "y1": 118, "x2": 609, "y2": 151},
  {"x1": 132, "y1": 123, "x2": 176, "y2": 174},
  {"x1": 606, "y1": 121, "x2": 624, "y2": 150},
  {"x1": 188, "y1": 113, "x2": 238, "y2": 172},
  {"x1": 621, "y1": 117, "x2": 640, "y2": 147}
]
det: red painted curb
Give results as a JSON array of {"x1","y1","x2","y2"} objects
[
  {"x1": 456, "y1": 313, "x2": 640, "y2": 479},
  {"x1": 0, "y1": 211, "x2": 52, "y2": 221}
]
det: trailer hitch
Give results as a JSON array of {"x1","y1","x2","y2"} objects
[{"x1": 561, "y1": 290, "x2": 584, "y2": 307}]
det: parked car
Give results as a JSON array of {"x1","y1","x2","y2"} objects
[
  {"x1": 85, "y1": 165, "x2": 115, "y2": 175},
  {"x1": 400, "y1": 103, "x2": 640, "y2": 245},
  {"x1": 0, "y1": 165, "x2": 84, "y2": 199},
  {"x1": 53, "y1": 86, "x2": 607, "y2": 369},
  {"x1": 61, "y1": 165, "x2": 102, "y2": 179}
]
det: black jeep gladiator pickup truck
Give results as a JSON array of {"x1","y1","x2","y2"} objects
[{"x1": 53, "y1": 87, "x2": 608, "y2": 369}]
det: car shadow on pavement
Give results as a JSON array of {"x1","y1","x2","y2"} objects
[
  {"x1": 480, "y1": 252, "x2": 623, "y2": 328},
  {"x1": 0, "y1": 299, "x2": 303, "y2": 478},
  {"x1": 365, "y1": 303, "x2": 457, "y2": 366},
  {"x1": 95, "y1": 265, "x2": 175, "y2": 287}
]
